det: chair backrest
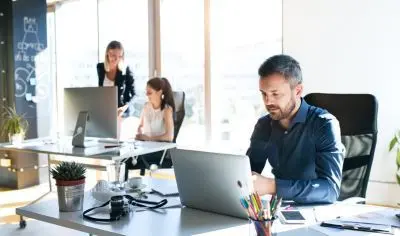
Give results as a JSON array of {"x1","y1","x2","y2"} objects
[
  {"x1": 304, "y1": 93, "x2": 378, "y2": 200},
  {"x1": 173, "y1": 91, "x2": 185, "y2": 143}
]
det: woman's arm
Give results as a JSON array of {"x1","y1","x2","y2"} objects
[
  {"x1": 123, "y1": 67, "x2": 135, "y2": 104},
  {"x1": 97, "y1": 63, "x2": 104, "y2": 86},
  {"x1": 136, "y1": 107, "x2": 174, "y2": 142},
  {"x1": 136, "y1": 110, "x2": 144, "y2": 135}
]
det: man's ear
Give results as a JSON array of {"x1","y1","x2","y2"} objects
[{"x1": 295, "y1": 84, "x2": 303, "y2": 97}]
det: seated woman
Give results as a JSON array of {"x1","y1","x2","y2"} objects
[{"x1": 125, "y1": 77, "x2": 175, "y2": 178}]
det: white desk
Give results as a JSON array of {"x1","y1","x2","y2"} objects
[
  {"x1": 15, "y1": 178, "x2": 400, "y2": 236},
  {"x1": 0, "y1": 138, "x2": 176, "y2": 229},
  {"x1": 0, "y1": 137, "x2": 177, "y2": 161}
]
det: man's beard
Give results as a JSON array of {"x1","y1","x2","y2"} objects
[{"x1": 266, "y1": 97, "x2": 296, "y2": 120}]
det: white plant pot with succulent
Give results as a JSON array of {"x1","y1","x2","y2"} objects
[{"x1": 1, "y1": 106, "x2": 28, "y2": 145}]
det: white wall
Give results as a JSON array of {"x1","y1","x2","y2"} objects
[{"x1": 283, "y1": 0, "x2": 400, "y2": 206}]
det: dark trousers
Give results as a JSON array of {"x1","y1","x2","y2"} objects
[{"x1": 124, "y1": 151, "x2": 172, "y2": 180}]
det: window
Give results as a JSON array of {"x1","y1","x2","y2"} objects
[
  {"x1": 54, "y1": 0, "x2": 98, "y2": 88},
  {"x1": 46, "y1": 0, "x2": 283, "y2": 149},
  {"x1": 98, "y1": 0, "x2": 149, "y2": 118},
  {"x1": 210, "y1": 0, "x2": 282, "y2": 152},
  {"x1": 53, "y1": 0, "x2": 98, "y2": 134},
  {"x1": 160, "y1": 0, "x2": 206, "y2": 145}
]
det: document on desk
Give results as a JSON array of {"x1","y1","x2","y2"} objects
[
  {"x1": 150, "y1": 179, "x2": 179, "y2": 196},
  {"x1": 345, "y1": 208, "x2": 400, "y2": 228},
  {"x1": 310, "y1": 208, "x2": 400, "y2": 235}
]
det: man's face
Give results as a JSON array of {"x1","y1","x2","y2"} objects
[{"x1": 259, "y1": 73, "x2": 302, "y2": 120}]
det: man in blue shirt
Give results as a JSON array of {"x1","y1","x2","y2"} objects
[{"x1": 247, "y1": 55, "x2": 345, "y2": 204}]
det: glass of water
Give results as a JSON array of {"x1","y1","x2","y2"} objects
[{"x1": 106, "y1": 162, "x2": 126, "y2": 191}]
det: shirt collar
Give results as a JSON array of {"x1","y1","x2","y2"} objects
[{"x1": 289, "y1": 98, "x2": 309, "y2": 128}]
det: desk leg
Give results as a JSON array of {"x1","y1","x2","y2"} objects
[
  {"x1": 47, "y1": 154, "x2": 53, "y2": 192},
  {"x1": 18, "y1": 154, "x2": 53, "y2": 229},
  {"x1": 158, "y1": 149, "x2": 167, "y2": 166}
]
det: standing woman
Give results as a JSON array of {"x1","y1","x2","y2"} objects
[{"x1": 97, "y1": 41, "x2": 135, "y2": 117}]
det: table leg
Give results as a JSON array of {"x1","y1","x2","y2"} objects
[
  {"x1": 18, "y1": 154, "x2": 53, "y2": 229},
  {"x1": 158, "y1": 149, "x2": 167, "y2": 166},
  {"x1": 47, "y1": 154, "x2": 53, "y2": 192}
]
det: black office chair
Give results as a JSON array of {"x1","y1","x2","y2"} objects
[
  {"x1": 158, "y1": 91, "x2": 186, "y2": 166},
  {"x1": 124, "y1": 91, "x2": 185, "y2": 179},
  {"x1": 172, "y1": 91, "x2": 186, "y2": 143},
  {"x1": 304, "y1": 93, "x2": 378, "y2": 201}
]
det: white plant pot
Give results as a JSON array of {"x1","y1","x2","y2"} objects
[{"x1": 9, "y1": 133, "x2": 24, "y2": 145}]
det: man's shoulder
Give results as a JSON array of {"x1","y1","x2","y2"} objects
[
  {"x1": 253, "y1": 115, "x2": 273, "y2": 131},
  {"x1": 307, "y1": 104, "x2": 339, "y2": 126},
  {"x1": 256, "y1": 114, "x2": 272, "y2": 125}
]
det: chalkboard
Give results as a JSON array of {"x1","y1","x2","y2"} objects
[{"x1": 12, "y1": 0, "x2": 48, "y2": 139}]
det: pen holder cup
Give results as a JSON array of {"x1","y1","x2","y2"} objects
[{"x1": 249, "y1": 217, "x2": 277, "y2": 236}]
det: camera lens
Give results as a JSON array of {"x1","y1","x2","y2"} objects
[
  {"x1": 110, "y1": 196, "x2": 129, "y2": 220},
  {"x1": 111, "y1": 196, "x2": 124, "y2": 206}
]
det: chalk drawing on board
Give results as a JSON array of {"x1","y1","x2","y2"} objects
[
  {"x1": 13, "y1": 15, "x2": 49, "y2": 105},
  {"x1": 16, "y1": 17, "x2": 44, "y2": 53},
  {"x1": 14, "y1": 63, "x2": 49, "y2": 103}
]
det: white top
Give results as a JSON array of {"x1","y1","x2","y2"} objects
[
  {"x1": 103, "y1": 75, "x2": 114, "y2": 87},
  {"x1": 142, "y1": 102, "x2": 167, "y2": 137}
]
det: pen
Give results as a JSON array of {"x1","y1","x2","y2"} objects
[
  {"x1": 282, "y1": 205, "x2": 293, "y2": 210},
  {"x1": 273, "y1": 197, "x2": 282, "y2": 216},
  {"x1": 255, "y1": 192, "x2": 263, "y2": 210},
  {"x1": 104, "y1": 145, "x2": 120, "y2": 148}
]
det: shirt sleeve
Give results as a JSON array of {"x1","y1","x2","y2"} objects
[
  {"x1": 123, "y1": 66, "x2": 135, "y2": 104},
  {"x1": 275, "y1": 114, "x2": 345, "y2": 204},
  {"x1": 246, "y1": 117, "x2": 271, "y2": 173}
]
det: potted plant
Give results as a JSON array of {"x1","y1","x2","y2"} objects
[
  {"x1": 50, "y1": 161, "x2": 86, "y2": 212},
  {"x1": 388, "y1": 133, "x2": 400, "y2": 185},
  {"x1": 1, "y1": 106, "x2": 28, "y2": 144}
]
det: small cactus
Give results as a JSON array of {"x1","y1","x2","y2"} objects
[{"x1": 50, "y1": 161, "x2": 86, "y2": 181}]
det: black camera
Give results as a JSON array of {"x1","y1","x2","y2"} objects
[
  {"x1": 83, "y1": 194, "x2": 168, "y2": 222},
  {"x1": 110, "y1": 195, "x2": 130, "y2": 220}
]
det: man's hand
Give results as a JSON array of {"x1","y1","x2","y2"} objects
[
  {"x1": 135, "y1": 134, "x2": 152, "y2": 141},
  {"x1": 252, "y1": 172, "x2": 276, "y2": 195}
]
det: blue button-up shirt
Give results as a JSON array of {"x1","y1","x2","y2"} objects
[{"x1": 246, "y1": 99, "x2": 345, "y2": 204}]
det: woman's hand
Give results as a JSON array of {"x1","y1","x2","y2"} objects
[
  {"x1": 117, "y1": 105, "x2": 129, "y2": 117},
  {"x1": 136, "y1": 126, "x2": 143, "y2": 135},
  {"x1": 135, "y1": 134, "x2": 152, "y2": 141}
]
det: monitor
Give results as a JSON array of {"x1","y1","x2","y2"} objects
[{"x1": 64, "y1": 87, "x2": 118, "y2": 147}]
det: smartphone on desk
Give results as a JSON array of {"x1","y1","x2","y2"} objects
[{"x1": 278, "y1": 210, "x2": 306, "y2": 224}]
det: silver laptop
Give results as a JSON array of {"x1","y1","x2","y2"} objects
[{"x1": 170, "y1": 149, "x2": 253, "y2": 219}]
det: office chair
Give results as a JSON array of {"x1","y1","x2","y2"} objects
[
  {"x1": 158, "y1": 91, "x2": 185, "y2": 165},
  {"x1": 124, "y1": 91, "x2": 185, "y2": 179},
  {"x1": 171, "y1": 91, "x2": 185, "y2": 142},
  {"x1": 304, "y1": 93, "x2": 378, "y2": 201}
]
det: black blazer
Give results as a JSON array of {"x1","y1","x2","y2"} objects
[{"x1": 97, "y1": 63, "x2": 135, "y2": 108}]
